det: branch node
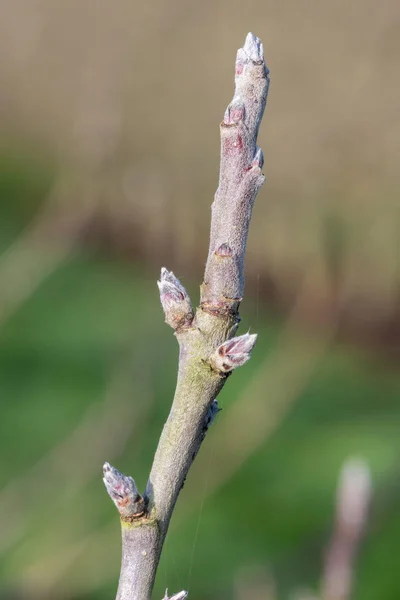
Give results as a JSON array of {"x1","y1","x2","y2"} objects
[
  {"x1": 158, "y1": 267, "x2": 194, "y2": 331},
  {"x1": 103, "y1": 462, "x2": 146, "y2": 519},
  {"x1": 200, "y1": 298, "x2": 241, "y2": 318}
]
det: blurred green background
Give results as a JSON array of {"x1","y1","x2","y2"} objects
[{"x1": 0, "y1": 1, "x2": 399, "y2": 598}]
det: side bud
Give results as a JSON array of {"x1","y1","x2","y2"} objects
[
  {"x1": 211, "y1": 332, "x2": 257, "y2": 373},
  {"x1": 163, "y1": 591, "x2": 188, "y2": 600},
  {"x1": 103, "y1": 462, "x2": 145, "y2": 519},
  {"x1": 157, "y1": 267, "x2": 194, "y2": 330}
]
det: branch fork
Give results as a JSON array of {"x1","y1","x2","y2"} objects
[{"x1": 103, "y1": 32, "x2": 269, "y2": 599}]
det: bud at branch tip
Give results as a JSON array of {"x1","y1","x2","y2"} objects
[
  {"x1": 243, "y1": 32, "x2": 264, "y2": 63},
  {"x1": 236, "y1": 32, "x2": 269, "y2": 75}
]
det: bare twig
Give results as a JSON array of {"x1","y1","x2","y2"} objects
[{"x1": 104, "y1": 33, "x2": 269, "y2": 599}]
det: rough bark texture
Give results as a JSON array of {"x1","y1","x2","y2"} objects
[{"x1": 104, "y1": 32, "x2": 270, "y2": 600}]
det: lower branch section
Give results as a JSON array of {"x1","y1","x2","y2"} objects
[{"x1": 116, "y1": 519, "x2": 161, "y2": 600}]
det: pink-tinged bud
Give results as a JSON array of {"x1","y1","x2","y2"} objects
[
  {"x1": 157, "y1": 267, "x2": 194, "y2": 330},
  {"x1": 211, "y1": 332, "x2": 257, "y2": 373},
  {"x1": 103, "y1": 462, "x2": 145, "y2": 518}
]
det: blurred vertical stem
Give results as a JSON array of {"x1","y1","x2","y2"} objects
[
  {"x1": 322, "y1": 458, "x2": 371, "y2": 600},
  {"x1": 104, "y1": 32, "x2": 270, "y2": 600}
]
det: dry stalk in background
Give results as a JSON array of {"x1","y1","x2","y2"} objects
[
  {"x1": 103, "y1": 33, "x2": 270, "y2": 599},
  {"x1": 322, "y1": 458, "x2": 372, "y2": 600}
]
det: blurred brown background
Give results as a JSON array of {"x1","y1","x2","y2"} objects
[{"x1": 0, "y1": 1, "x2": 399, "y2": 599}]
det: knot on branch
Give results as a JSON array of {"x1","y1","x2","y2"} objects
[
  {"x1": 103, "y1": 462, "x2": 146, "y2": 520},
  {"x1": 158, "y1": 268, "x2": 194, "y2": 331},
  {"x1": 210, "y1": 332, "x2": 257, "y2": 373}
]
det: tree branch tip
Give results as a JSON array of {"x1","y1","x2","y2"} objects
[
  {"x1": 244, "y1": 32, "x2": 264, "y2": 61},
  {"x1": 236, "y1": 32, "x2": 268, "y2": 69},
  {"x1": 235, "y1": 33, "x2": 269, "y2": 84},
  {"x1": 211, "y1": 332, "x2": 257, "y2": 373}
]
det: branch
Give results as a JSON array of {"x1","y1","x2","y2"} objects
[{"x1": 103, "y1": 32, "x2": 270, "y2": 599}]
